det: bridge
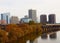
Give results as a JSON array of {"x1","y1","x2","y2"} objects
[{"x1": 42, "y1": 24, "x2": 60, "y2": 33}]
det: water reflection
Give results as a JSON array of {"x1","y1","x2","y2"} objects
[
  {"x1": 27, "y1": 32, "x2": 60, "y2": 43},
  {"x1": 41, "y1": 33, "x2": 48, "y2": 39},
  {"x1": 49, "y1": 33, "x2": 57, "y2": 39},
  {"x1": 40, "y1": 33, "x2": 57, "y2": 39},
  {"x1": 38, "y1": 32, "x2": 60, "y2": 43}
]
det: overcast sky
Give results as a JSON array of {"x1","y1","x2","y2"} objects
[{"x1": 0, "y1": 0, "x2": 60, "y2": 23}]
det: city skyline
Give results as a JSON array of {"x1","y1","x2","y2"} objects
[
  {"x1": 0, "y1": 0, "x2": 60, "y2": 23},
  {"x1": 0, "y1": 10, "x2": 57, "y2": 23}
]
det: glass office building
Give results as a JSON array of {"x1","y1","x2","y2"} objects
[
  {"x1": 20, "y1": 18, "x2": 32, "y2": 23},
  {"x1": 1, "y1": 13, "x2": 10, "y2": 24}
]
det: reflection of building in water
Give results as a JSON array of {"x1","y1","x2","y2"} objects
[
  {"x1": 41, "y1": 33, "x2": 48, "y2": 39},
  {"x1": 49, "y1": 33, "x2": 57, "y2": 39}
]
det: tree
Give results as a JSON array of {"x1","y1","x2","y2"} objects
[
  {"x1": 5, "y1": 24, "x2": 18, "y2": 32},
  {"x1": 18, "y1": 24, "x2": 33, "y2": 35},
  {"x1": 29, "y1": 21, "x2": 35, "y2": 25},
  {"x1": 8, "y1": 28, "x2": 24, "y2": 43},
  {"x1": 0, "y1": 30, "x2": 8, "y2": 43}
]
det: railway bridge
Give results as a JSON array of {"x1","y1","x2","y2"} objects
[{"x1": 42, "y1": 24, "x2": 60, "y2": 33}]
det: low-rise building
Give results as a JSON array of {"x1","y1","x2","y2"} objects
[
  {"x1": 10, "y1": 16, "x2": 19, "y2": 24},
  {"x1": 20, "y1": 18, "x2": 32, "y2": 23}
]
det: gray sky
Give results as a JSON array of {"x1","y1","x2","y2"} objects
[{"x1": 0, "y1": 0, "x2": 60, "y2": 23}]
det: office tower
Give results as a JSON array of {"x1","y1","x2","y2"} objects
[
  {"x1": 29, "y1": 9, "x2": 37, "y2": 23},
  {"x1": 1, "y1": 13, "x2": 10, "y2": 24},
  {"x1": 40, "y1": 14, "x2": 47, "y2": 24},
  {"x1": 49, "y1": 14, "x2": 56, "y2": 24},
  {"x1": 10, "y1": 16, "x2": 19, "y2": 24}
]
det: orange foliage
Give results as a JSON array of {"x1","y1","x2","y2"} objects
[
  {"x1": 0, "y1": 23, "x2": 43, "y2": 43},
  {"x1": 5, "y1": 24, "x2": 18, "y2": 32},
  {"x1": 0, "y1": 30, "x2": 8, "y2": 43},
  {"x1": 18, "y1": 24, "x2": 33, "y2": 34}
]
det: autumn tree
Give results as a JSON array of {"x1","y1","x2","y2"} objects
[
  {"x1": 8, "y1": 28, "x2": 24, "y2": 43},
  {"x1": 5, "y1": 24, "x2": 18, "y2": 32},
  {"x1": 0, "y1": 30, "x2": 8, "y2": 43},
  {"x1": 18, "y1": 24, "x2": 33, "y2": 35}
]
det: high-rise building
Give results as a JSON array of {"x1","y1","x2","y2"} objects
[
  {"x1": 40, "y1": 14, "x2": 47, "y2": 24},
  {"x1": 29, "y1": 9, "x2": 37, "y2": 23},
  {"x1": 0, "y1": 13, "x2": 10, "y2": 24},
  {"x1": 48, "y1": 14, "x2": 56, "y2": 24},
  {"x1": 10, "y1": 16, "x2": 19, "y2": 24}
]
